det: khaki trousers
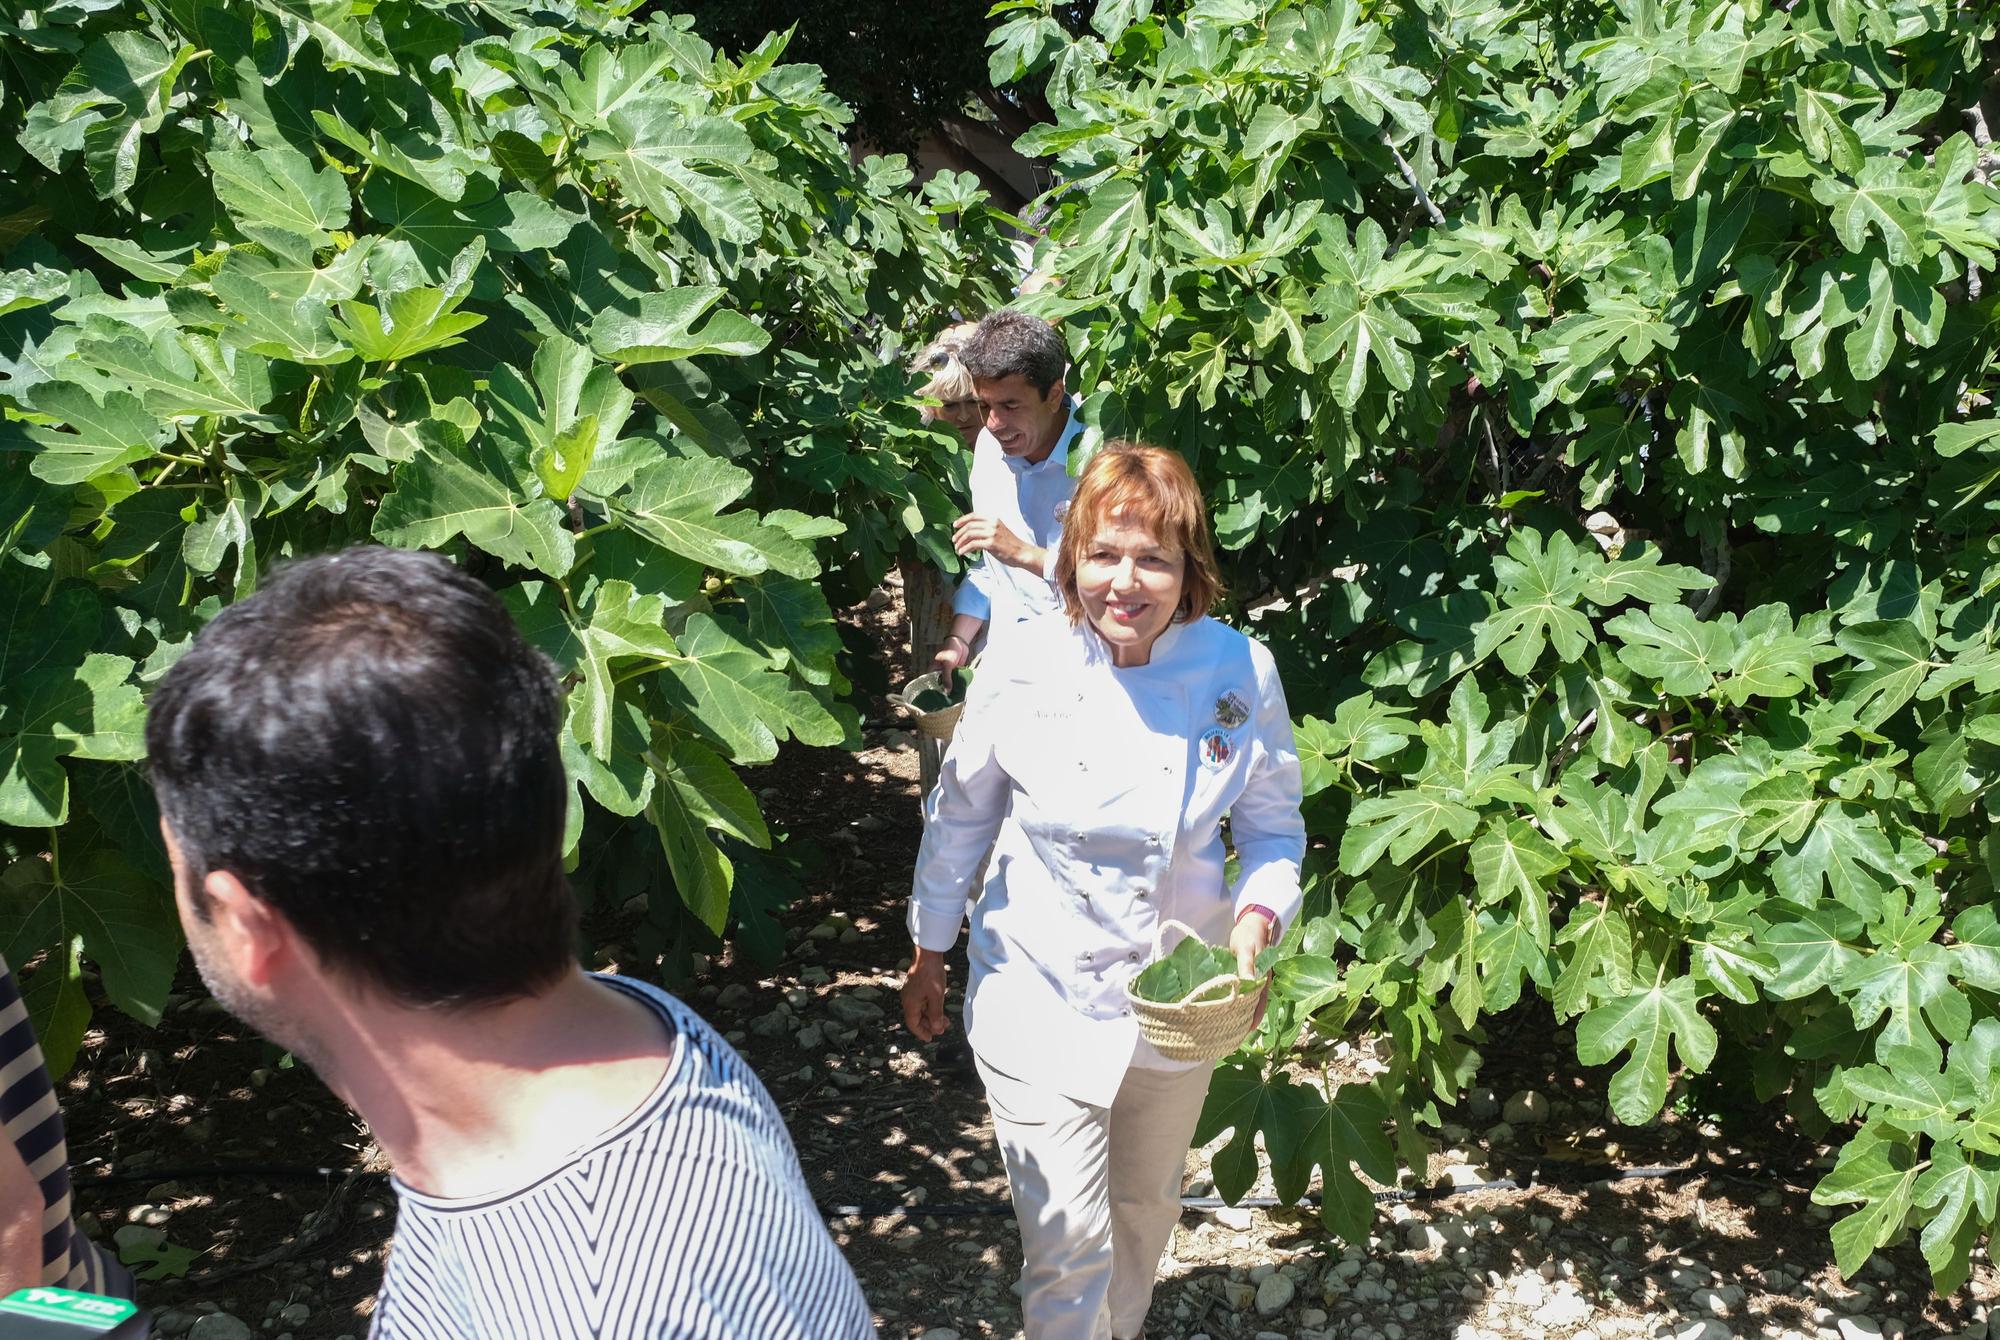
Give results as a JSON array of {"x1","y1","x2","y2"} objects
[{"x1": 976, "y1": 1052, "x2": 1213, "y2": 1340}]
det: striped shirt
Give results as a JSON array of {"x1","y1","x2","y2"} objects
[
  {"x1": 0, "y1": 952, "x2": 129, "y2": 1296},
  {"x1": 370, "y1": 976, "x2": 872, "y2": 1339}
]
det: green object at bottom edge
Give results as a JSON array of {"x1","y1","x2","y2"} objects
[{"x1": 0, "y1": 1288, "x2": 139, "y2": 1328}]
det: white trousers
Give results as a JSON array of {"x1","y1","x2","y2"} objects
[{"x1": 976, "y1": 1052, "x2": 1213, "y2": 1340}]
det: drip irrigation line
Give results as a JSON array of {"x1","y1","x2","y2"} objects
[
  {"x1": 826, "y1": 1160, "x2": 1725, "y2": 1220},
  {"x1": 78, "y1": 1156, "x2": 1759, "y2": 1223},
  {"x1": 80, "y1": 1162, "x2": 384, "y2": 1185}
]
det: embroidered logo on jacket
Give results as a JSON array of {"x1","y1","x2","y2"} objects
[
  {"x1": 1199, "y1": 727, "x2": 1234, "y2": 769},
  {"x1": 1214, "y1": 690, "x2": 1251, "y2": 729}
]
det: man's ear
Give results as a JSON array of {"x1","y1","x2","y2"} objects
[
  {"x1": 1046, "y1": 376, "x2": 1066, "y2": 404},
  {"x1": 201, "y1": 869, "x2": 294, "y2": 988}
]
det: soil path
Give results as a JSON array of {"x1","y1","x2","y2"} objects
[{"x1": 49, "y1": 582, "x2": 2000, "y2": 1340}]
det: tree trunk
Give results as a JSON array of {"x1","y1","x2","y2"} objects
[{"x1": 899, "y1": 558, "x2": 956, "y2": 795}]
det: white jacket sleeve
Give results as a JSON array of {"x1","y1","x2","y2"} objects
[
  {"x1": 1228, "y1": 644, "x2": 1307, "y2": 931},
  {"x1": 906, "y1": 654, "x2": 1014, "y2": 952}
]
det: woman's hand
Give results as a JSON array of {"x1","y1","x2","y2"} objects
[
  {"x1": 1231, "y1": 908, "x2": 1276, "y2": 1027},
  {"x1": 1229, "y1": 907, "x2": 1275, "y2": 977},
  {"x1": 902, "y1": 946, "x2": 951, "y2": 1041}
]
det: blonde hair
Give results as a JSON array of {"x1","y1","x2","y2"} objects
[
  {"x1": 1055, "y1": 441, "x2": 1225, "y2": 625},
  {"x1": 910, "y1": 322, "x2": 978, "y2": 405}
]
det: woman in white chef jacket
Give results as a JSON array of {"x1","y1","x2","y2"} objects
[{"x1": 902, "y1": 441, "x2": 1306, "y2": 1340}]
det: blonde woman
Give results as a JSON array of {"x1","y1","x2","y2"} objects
[
  {"x1": 902, "y1": 442, "x2": 1306, "y2": 1340},
  {"x1": 910, "y1": 322, "x2": 983, "y2": 446}
]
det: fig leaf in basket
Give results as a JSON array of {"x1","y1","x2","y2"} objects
[
  {"x1": 1132, "y1": 935, "x2": 1243, "y2": 1004},
  {"x1": 911, "y1": 686, "x2": 956, "y2": 712}
]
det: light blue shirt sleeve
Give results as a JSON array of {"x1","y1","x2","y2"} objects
[{"x1": 953, "y1": 565, "x2": 992, "y2": 621}]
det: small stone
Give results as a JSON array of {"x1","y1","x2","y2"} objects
[
  {"x1": 1503, "y1": 1089, "x2": 1550, "y2": 1124},
  {"x1": 1354, "y1": 1280, "x2": 1392, "y2": 1304},
  {"x1": 189, "y1": 1318, "x2": 256, "y2": 1340},
  {"x1": 716, "y1": 983, "x2": 753, "y2": 1010},
  {"x1": 278, "y1": 1305, "x2": 310, "y2": 1325},
  {"x1": 1404, "y1": 1222, "x2": 1447, "y2": 1253},
  {"x1": 1467, "y1": 1087, "x2": 1500, "y2": 1120},
  {"x1": 1674, "y1": 1322, "x2": 1731, "y2": 1340},
  {"x1": 1214, "y1": 1206, "x2": 1254, "y2": 1231},
  {"x1": 1512, "y1": 1279, "x2": 1545, "y2": 1309},
  {"x1": 1692, "y1": 1288, "x2": 1733, "y2": 1317},
  {"x1": 826, "y1": 995, "x2": 887, "y2": 1026},
  {"x1": 1533, "y1": 1289, "x2": 1593, "y2": 1328},
  {"x1": 1255, "y1": 1273, "x2": 1296, "y2": 1315},
  {"x1": 795, "y1": 1023, "x2": 824, "y2": 1050},
  {"x1": 1529, "y1": 1213, "x2": 1555, "y2": 1237},
  {"x1": 126, "y1": 1203, "x2": 172, "y2": 1227},
  {"x1": 1484, "y1": 1120, "x2": 1516, "y2": 1145},
  {"x1": 1302, "y1": 1309, "x2": 1330, "y2": 1326},
  {"x1": 749, "y1": 1009, "x2": 791, "y2": 1039},
  {"x1": 1838, "y1": 1320, "x2": 1884, "y2": 1340},
  {"x1": 1223, "y1": 1280, "x2": 1258, "y2": 1311}
]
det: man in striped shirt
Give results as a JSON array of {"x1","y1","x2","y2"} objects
[
  {"x1": 144, "y1": 547, "x2": 872, "y2": 1339},
  {"x1": 1, "y1": 952, "x2": 131, "y2": 1299}
]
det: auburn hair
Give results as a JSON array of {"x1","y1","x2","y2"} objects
[{"x1": 1055, "y1": 440, "x2": 1224, "y2": 626}]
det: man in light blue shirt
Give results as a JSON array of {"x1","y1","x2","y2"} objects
[{"x1": 933, "y1": 310, "x2": 1083, "y2": 679}]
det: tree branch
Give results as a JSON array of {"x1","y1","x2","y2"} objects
[
  {"x1": 1382, "y1": 131, "x2": 1445, "y2": 227},
  {"x1": 1695, "y1": 531, "x2": 1732, "y2": 619}
]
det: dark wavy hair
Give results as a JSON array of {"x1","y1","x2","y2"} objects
[{"x1": 146, "y1": 546, "x2": 576, "y2": 1009}]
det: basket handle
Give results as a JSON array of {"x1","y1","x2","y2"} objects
[
  {"x1": 1152, "y1": 917, "x2": 1207, "y2": 959},
  {"x1": 1151, "y1": 918, "x2": 1250, "y2": 1001}
]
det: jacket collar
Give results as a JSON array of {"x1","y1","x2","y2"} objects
[{"x1": 1078, "y1": 615, "x2": 1202, "y2": 672}]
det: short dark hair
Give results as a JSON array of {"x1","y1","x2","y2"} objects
[
  {"x1": 146, "y1": 546, "x2": 576, "y2": 1009},
  {"x1": 960, "y1": 309, "x2": 1069, "y2": 397}
]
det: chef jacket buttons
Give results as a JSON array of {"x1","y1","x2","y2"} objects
[{"x1": 1128, "y1": 951, "x2": 1140, "y2": 961}]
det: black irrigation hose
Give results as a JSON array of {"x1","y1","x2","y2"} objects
[
  {"x1": 80, "y1": 1163, "x2": 378, "y2": 1184},
  {"x1": 819, "y1": 1162, "x2": 1714, "y2": 1220},
  {"x1": 80, "y1": 1156, "x2": 1752, "y2": 1222}
]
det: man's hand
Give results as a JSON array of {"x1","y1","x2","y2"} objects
[
  {"x1": 953, "y1": 513, "x2": 1045, "y2": 574},
  {"x1": 931, "y1": 635, "x2": 970, "y2": 683},
  {"x1": 1230, "y1": 909, "x2": 1276, "y2": 1027},
  {"x1": 902, "y1": 947, "x2": 951, "y2": 1041}
]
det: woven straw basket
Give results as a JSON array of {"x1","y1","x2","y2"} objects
[
  {"x1": 892, "y1": 670, "x2": 965, "y2": 742},
  {"x1": 1126, "y1": 919, "x2": 1263, "y2": 1064}
]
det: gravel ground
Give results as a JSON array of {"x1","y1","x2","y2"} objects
[{"x1": 45, "y1": 579, "x2": 2000, "y2": 1337}]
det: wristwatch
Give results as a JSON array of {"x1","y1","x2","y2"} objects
[{"x1": 1237, "y1": 904, "x2": 1281, "y2": 938}]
